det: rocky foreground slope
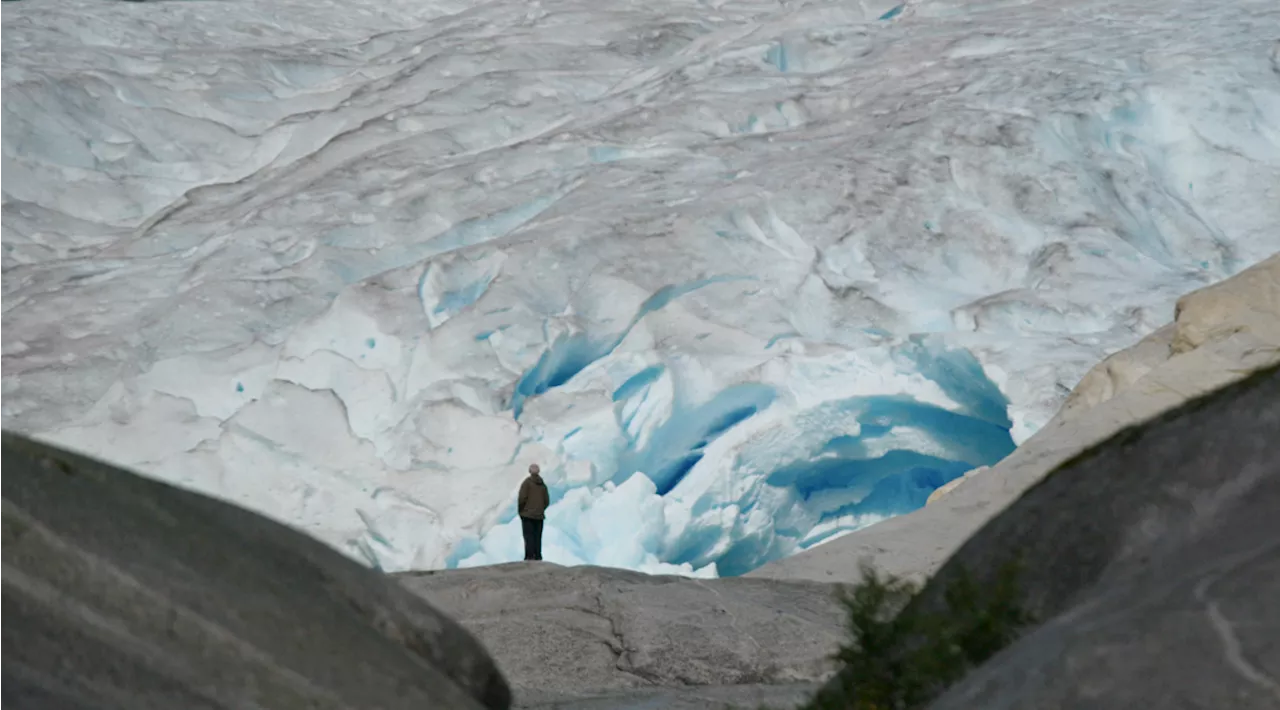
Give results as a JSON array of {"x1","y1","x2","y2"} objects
[
  {"x1": 812, "y1": 363, "x2": 1280, "y2": 709},
  {"x1": 1, "y1": 426, "x2": 844, "y2": 710},
  {"x1": 401, "y1": 563, "x2": 843, "y2": 708},
  {"x1": 0, "y1": 431, "x2": 509, "y2": 710}
]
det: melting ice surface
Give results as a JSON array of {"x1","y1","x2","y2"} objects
[{"x1": 3, "y1": 0, "x2": 1279, "y2": 576}]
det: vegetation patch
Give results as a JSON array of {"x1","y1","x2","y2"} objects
[{"x1": 801, "y1": 557, "x2": 1032, "y2": 710}]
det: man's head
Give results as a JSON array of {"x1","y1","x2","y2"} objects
[{"x1": 528, "y1": 463, "x2": 541, "y2": 476}]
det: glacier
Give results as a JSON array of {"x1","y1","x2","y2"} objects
[{"x1": 3, "y1": 0, "x2": 1279, "y2": 576}]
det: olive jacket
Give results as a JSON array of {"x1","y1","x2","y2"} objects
[{"x1": 517, "y1": 473, "x2": 550, "y2": 520}]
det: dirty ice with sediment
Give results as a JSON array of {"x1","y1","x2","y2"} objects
[{"x1": 2, "y1": 0, "x2": 1278, "y2": 576}]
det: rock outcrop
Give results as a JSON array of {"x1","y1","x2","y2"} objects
[
  {"x1": 914, "y1": 364, "x2": 1280, "y2": 708},
  {"x1": 1, "y1": 431, "x2": 510, "y2": 710},
  {"x1": 488, "y1": 682, "x2": 823, "y2": 710},
  {"x1": 401, "y1": 563, "x2": 844, "y2": 708},
  {"x1": 749, "y1": 253, "x2": 1280, "y2": 587},
  {"x1": 1059, "y1": 251, "x2": 1280, "y2": 419}
]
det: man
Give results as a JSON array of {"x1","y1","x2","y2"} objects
[{"x1": 517, "y1": 463, "x2": 550, "y2": 561}]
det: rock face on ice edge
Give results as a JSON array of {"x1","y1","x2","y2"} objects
[
  {"x1": 751, "y1": 252, "x2": 1280, "y2": 585},
  {"x1": 808, "y1": 364, "x2": 1280, "y2": 709},
  {"x1": 0, "y1": 431, "x2": 510, "y2": 710}
]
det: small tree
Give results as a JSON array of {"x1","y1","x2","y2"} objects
[{"x1": 803, "y1": 558, "x2": 1032, "y2": 710}]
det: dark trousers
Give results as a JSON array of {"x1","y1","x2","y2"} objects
[{"x1": 520, "y1": 516, "x2": 544, "y2": 561}]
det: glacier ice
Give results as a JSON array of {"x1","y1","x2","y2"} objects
[{"x1": 3, "y1": 0, "x2": 1279, "y2": 576}]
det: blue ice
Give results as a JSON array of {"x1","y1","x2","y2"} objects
[
  {"x1": 671, "y1": 347, "x2": 1015, "y2": 575},
  {"x1": 879, "y1": 4, "x2": 905, "y2": 20},
  {"x1": 512, "y1": 331, "x2": 602, "y2": 419},
  {"x1": 614, "y1": 383, "x2": 777, "y2": 495},
  {"x1": 765, "y1": 43, "x2": 789, "y2": 72},
  {"x1": 432, "y1": 276, "x2": 495, "y2": 318},
  {"x1": 512, "y1": 277, "x2": 731, "y2": 417},
  {"x1": 589, "y1": 146, "x2": 624, "y2": 163},
  {"x1": 613, "y1": 365, "x2": 665, "y2": 402},
  {"x1": 765, "y1": 332, "x2": 799, "y2": 349},
  {"x1": 900, "y1": 340, "x2": 1013, "y2": 428}
]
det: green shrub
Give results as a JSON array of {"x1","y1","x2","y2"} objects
[{"x1": 803, "y1": 557, "x2": 1032, "y2": 710}]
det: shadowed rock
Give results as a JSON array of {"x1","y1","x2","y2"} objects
[
  {"x1": 401, "y1": 562, "x2": 845, "y2": 708},
  {"x1": 1, "y1": 431, "x2": 511, "y2": 710},
  {"x1": 808, "y1": 364, "x2": 1280, "y2": 709},
  {"x1": 923, "y1": 364, "x2": 1280, "y2": 709}
]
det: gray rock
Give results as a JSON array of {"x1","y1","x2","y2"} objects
[
  {"x1": 514, "y1": 682, "x2": 820, "y2": 710},
  {"x1": 1, "y1": 431, "x2": 511, "y2": 710},
  {"x1": 923, "y1": 364, "x2": 1280, "y2": 710},
  {"x1": 812, "y1": 365, "x2": 1280, "y2": 708},
  {"x1": 400, "y1": 563, "x2": 846, "y2": 707}
]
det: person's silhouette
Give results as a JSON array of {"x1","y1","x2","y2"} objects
[{"x1": 517, "y1": 464, "x2": 549, "y2": 561}]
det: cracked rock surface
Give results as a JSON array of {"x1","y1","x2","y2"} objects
[
  {"x1": 897, "y1": 365, "x2": 1280, "y2": 709},
  {"x1": 399, "y1": 563, "x2": 844, "y2": 706}
]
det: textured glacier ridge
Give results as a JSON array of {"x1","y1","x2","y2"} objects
[{"x1": 3, "y1": 0, "x2": 1278, "y2": 575}]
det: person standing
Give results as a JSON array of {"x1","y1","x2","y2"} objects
[{"x1": 517, "y1": 463, "x2": 550, "y2": 561}]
